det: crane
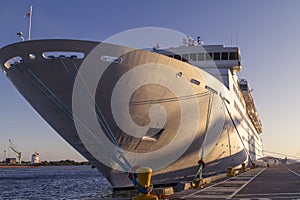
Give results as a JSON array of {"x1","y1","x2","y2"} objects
[{"x1": 9, "y1": 139, "x2": 22, "y2": 164}]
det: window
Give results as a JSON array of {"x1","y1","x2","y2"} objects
[
  {"x1": 206, "y1": 53, "x2": 212, "y2": 60},
  {"x1": 190, "y1": 53, "x2": 197, "y2": 61},
  {"x1": 239, "y1": 84, "x2": 248, "y2": 91},
  {"x1": 190, "y1": 78, "x2": 200, "y2": 85},
  {"x1": 43, "y1": 51, "x2": 85, "y2": 59},
  {"x1": 174, "y1": 54, "x2": 181, "y2": 60},
  {"x1": 182, "y1": 54, "x2": 189, "y2": 61},
  {"x1": 4, "y1": 56, "x2": 23, "y2": 69},
  {"x1": 222, "y1": 52, "x2": 228, "y2": 60},
  {"x1": 198, "y1": 53, "x2": 205, "y2": 61},
  {"x1": 213, "y1": 52, "x2": 220, "y2": 60},
  {"x1": 229, "y1": 52, "x2": 238, "y2": 60}
]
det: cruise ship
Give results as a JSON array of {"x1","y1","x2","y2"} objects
[{"x1": 0, "y1": 37, "x2": 263, "y2": 188}]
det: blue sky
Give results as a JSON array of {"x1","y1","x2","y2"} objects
[{"x1": 1, "y1": 0, "x2": 300, "y2": 161}]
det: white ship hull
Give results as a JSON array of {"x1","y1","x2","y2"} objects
[{"x1": 0, "y1": 40, "x2": 263, "y2": 188}]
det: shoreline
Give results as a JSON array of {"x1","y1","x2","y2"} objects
[
  {"x1": 0, "y1": 160, "x2": 91, "y2": 168},
  {"x1": 0, "y1": 164, "x2": 41, "y2": 169}
]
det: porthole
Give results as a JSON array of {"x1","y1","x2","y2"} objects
[{"x1": 176, "y1": 72, "x2": 183, "y2": 78}]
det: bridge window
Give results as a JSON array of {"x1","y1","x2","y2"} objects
[
  {"x1": 190, "y1": 53, "x2": 197, "y2": 61},
  {"x1": 222, "y1": 52, "x2": 228, "y2": 60},
  {"x1": 174, "y1": 54, "x2": 181, "y2": 60},
  {"x1": 229, "y1": 52, "x2": 238, "y2": 60},
  {"x1": 198, "y1": 53, "x2": 205, "y2": 61},
  {"x1": 213, "y1": 52, "x2": 220, "y2": 60},
  {"x1": 182, "y1": 54, "x2": 189, "y2": 61},
  {"x1": 206, "y1": 53, "x2": 212, "y2": 60}
]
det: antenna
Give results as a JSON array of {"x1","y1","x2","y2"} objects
[
  {"x1": 187, "y1": 35, "x2": 195, "y2": 46},
  {"x1": 17, "y1": 32, "x2": 25, "y2": 41},
  {"x1": 153, "y1": 43, "x2": 160, "y2": 51},
  {"x1": 236, "y1": 31, "x2": 239, "y2": 46},
  {"x1": 197, "y1": 36, "x2": 204, "y2": 46},
  {"x1": 197, "y1": 36, "x2": 201, "y2": 45}
]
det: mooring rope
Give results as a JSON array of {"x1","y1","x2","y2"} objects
[
  {"x1": 221, "y1": 95, "x2": 253, "y2": 166},
  {"x1": 194, "y1": 92, "x2": 214, "y2": 182},
  {"x1": 200, "y1": 93, "x2": 214, "y2": 160},
  {"x1": 16, "y1": 58, "x2": 224, "y2": 192},
  {"x1": 61, "y1": 59, "x2": 133, "y2": 170},
  {"x1": 16, "y1": 66, "x2": 131, "y2": 172}
]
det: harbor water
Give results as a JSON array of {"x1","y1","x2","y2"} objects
[{"x1": 0, "y1": 166, "x2": 112, "y2": 199}]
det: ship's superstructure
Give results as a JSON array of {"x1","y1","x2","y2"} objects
[
  {"x1": 31, "y1": 151, "x2": 41, "y2": 164},
  {"x1": 0, "y1": 37, "x2": 263, "y2": 188},
  {"x1": 155, "y1": 40, "x2": 263, "y2": 161}
]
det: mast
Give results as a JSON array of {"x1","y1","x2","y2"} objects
[{"x1": 28, "y1": 5, "x2": 32, "y2": 40}]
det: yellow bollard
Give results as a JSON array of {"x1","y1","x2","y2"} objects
[
  {"x1": 227, "y1": 167, "x2": 234, "y2": 177},
  {"x1": 132, "y1": 167, "x2": 158, "y2": 200},
  {"x1": 241, "y1": 163, "x2": 246, "y2": 173},
  {"x1": 192, "y1": 178, "x2": 204, "y2": 188}
]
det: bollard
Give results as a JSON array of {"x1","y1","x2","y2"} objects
[
  {"x1": 192, "y1": 178, "x2": 204, "y2": 188},
  {"x1": 132, "y1": 167, "x2": 158, "y2": 200},
  {"x1": 227, "y1": 167, "x2": 234, "y2": 177},
  {"x1": 242, "y1": 163, "x2": 246, "y2": 173}
]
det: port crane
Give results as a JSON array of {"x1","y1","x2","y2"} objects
[{"x1": 9, "y1": 139, "x2": 22, "y2": 164}]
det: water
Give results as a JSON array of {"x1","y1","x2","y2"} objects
[{"x1": 0, "y1": 166, "x2": 112, "y2": 199}]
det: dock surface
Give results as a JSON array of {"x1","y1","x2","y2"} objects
[{"x1": 171, "y1": 163, "x2": 300, "y2": 199}]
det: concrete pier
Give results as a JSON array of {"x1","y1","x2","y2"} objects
[
  {"x1": 100, "y1": 163, "x2": 300, "y2": 200},
  {"x1": 170, "y1": 163, "x2": 300, "y2": 199}
]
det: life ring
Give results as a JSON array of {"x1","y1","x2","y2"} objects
[{"x1": 198, "y1": 160, "x2": 206, "y2": 168}]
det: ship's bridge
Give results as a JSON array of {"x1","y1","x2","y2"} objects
[{"x1": 155, "y1": 44, "x2": 242, "y2": 88}]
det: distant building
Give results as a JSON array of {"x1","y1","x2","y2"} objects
[
  {"x1": 6, "y1": 158, "x2": 17, "y2": 165},
  {"x1": 261, "y1": 156, "x2": 281, "y2": 166}
]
